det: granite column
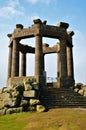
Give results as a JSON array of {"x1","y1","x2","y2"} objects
[
  {"x1": 11, "y1": 39, "x2": 19, "y2": 77},
  {"x1": 67, "y1": 45, "x2": 74, "y2": 79},
  {"x1": 60, "y1": 39, "x2": 67, "y2": 87},
  {"x1": 20, "y1": 52, "x2": 26, "y2": 76},
  {"x1": 7, "y1": 45, "x2": 12, "y2": 78},
  {"x1": 35, "y1": 34, "x2": 43, "y2": 76}
]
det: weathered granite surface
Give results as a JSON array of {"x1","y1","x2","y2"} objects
[{"x1": 0, "y1": 79, "x2": 45, "y2": 116}]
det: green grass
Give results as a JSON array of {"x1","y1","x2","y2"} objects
[
  {"x1": 0, "y1": 108, "x2": 86, "y2": 130},
  {"x1": 0, "y1": 112, "x2": 27, "y2": 130}
]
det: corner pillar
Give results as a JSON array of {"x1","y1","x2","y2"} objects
[
  {"x1": 35, "y1": 34, "x2": 44, "y2": 87},
  {"x1": 60, "y1": 39, "x2": 68, "y2": 87},
  {"x1": 67, "y1": 45, "x2": 74, "y2": 78},
  {"x1": 57, "y1": 43, "x2": 61, "y2": 79},
  {"x1": 66, "y1": 44, "x2": 74, "y2": 86},
  {"x1": 7, "y1": 45, "x2": 12, "y2": 79},
  {"x1": 11, "y1": 39, "x2": 19, "y2": 77},
  {"x1": 35, "y1": 34, "x2": 43, "y2": 75}
]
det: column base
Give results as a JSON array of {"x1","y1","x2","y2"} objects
[
  {"x1": 60, "y1": 77, "x2": 75, "y2": 88},
  {"x1": 35, "y1": 75, "x2": 46, "y2": 88}
]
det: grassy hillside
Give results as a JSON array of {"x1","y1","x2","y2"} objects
[{"x1": 0, "y1": 108, "x2": 86, "y2": 130}]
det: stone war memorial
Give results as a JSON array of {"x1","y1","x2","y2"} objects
[
  {"x1": 7, "y1": 18, "x2": 75, "y2": 88},
  {"x1": 1, "y1": 19, "x2": 86, "y2": 116}
]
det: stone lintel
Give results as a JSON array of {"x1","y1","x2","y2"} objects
[
  {"x1": 67, "y1": 31, "x2": 74, "y2": 36},
  {"x1": 57, "y1": 22, "x2": 69, "y2": 29},
  {"x1": 11, "y1": 23, "x2": 69, "y2": 40},
  {"x1": 19, "y1": 43, "x2": 35, "y2": 53},
  {"x1": 43, "y1": 45, "x2": 57, "y2": 54},
  {"x1": 43, "y1": 43, "x2": 49, "y2": 47}
]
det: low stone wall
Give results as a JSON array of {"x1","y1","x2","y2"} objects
[
  {"x1": 6, "y1": 76, "x2": 36, "y2": 88},
  {"x1": 7, "y1": 75, "x2": 46, "y2": 88},
  {"x1": 0, "y1": 79, "x2": 46, "y2": 116}
]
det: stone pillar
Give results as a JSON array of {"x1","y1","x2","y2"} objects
[
  {"x1": 57, "y1": 43, "x2": 61, "y2": 79},
  {"x1": 7, "y1": 45, "x2": 12, "y2": 79},
  {"x1": 66, "y1": 44, "x2": 74, "y2": 87},
  {"x1": 11, "y1": 39, "x2": 19, "y2": 77},
  {"x1": 60, "y1": 39, "x2": 67, "y2": 78},
  {"x1": 67, "y1": 45, "x2": 74, "y2": 78},
  {"x1": 35, "y1": 34, "x2": 43, "y2": 76},
  {"x1": 60, "y1": 39, "x2": 68, "y2": 87},
  {"x1": 57, "y1": 52, "x2": 61, "y2": 78},
  {"x1": 35, "y1": 34, "x2": 44, "y2": 87},
  {"x1": 43, "y1": 54, "x2": 45, "y2": 72},
  {"x1": 20, "y1": 52, "x2": 26, "y2": 76}
]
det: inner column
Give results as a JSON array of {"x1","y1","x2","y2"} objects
[{"x1": 20, "y1": 52, "x2": 26, "y2": 76}]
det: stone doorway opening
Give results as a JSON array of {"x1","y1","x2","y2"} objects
[
  {"x1": 45, "y1": 53, "x2": 57, "y2": 83},
  {"x1": 20, "y1": 38, "x2": 35, "y2": 76}
]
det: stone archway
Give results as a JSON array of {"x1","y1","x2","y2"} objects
[{"x1": 7, "y1": 19, "x2": 75, "y2": 88}]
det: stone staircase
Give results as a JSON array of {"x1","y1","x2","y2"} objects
[{"x1": 39, "y1": 87, "x2": 86, "y2": 108}]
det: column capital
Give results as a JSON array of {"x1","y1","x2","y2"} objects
[
  {"x1": 13, "y1": 38, "x2": 20, "y2": 42},
  {"x1": 16, "y1": 24, "x2": 23, "y2": 29},
  {"x1": 67, "y1": 31, "x2": 74, "y2": 36},
  {"x1": 33, "y1": 19, "x2": 42, "y2": 24},
  {"x1": 7, "y1": 34, "x2": 12, "y2": 38},
  {"x1": 57, "y1": 22, "x2": 69, "y2": 30},
  {"x1": 35, "y1": 33, "x2": 42, "y2": 37}
]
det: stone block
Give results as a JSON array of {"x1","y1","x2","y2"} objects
[
  {"x1": 23, "y1": 90, "x2": 36, "y2": 98},
  {"x1": 28, "y1": 106, "x2": 36, "y2": 111},
  {"x1": 6, "y1": 107, "x2": 23, "y2": 115},
  {"x1": 74, "y1": 88, "x2": 79, "y2": 93},
  {"x1": 0, "y1": 108, "x2": 6, "y2": 116},
  {"x1": 81, "y1": 85, "x2": 86, "y2": 91},
  {"x1": 0, "y1": 101, "x2": 4, "y2": 109},
  {"x1": 24, "y1": 84, "x2": 32, "y2": 91},
  {"x1": 12, "y1": 91, "x2": 19, "y2": 98},
  {"x1": 84, "y1": 91, "x2": 86, "y2": 97},
  {"x1": 4, "y1": 100, "x2": 16, "y2": 108},
  {"x1": 36, "y1": 105, "x2": 46, "y2": 112},
  {"x1": 78, "y1": 89, "x2": 84, "y2": 95},
  {"x1": 0, "y1": 88, "x2": 3, "y2": 94},
  {"x1": 1, "y1": 93, "x2": 12, "y2": 101},
  {"x1": 20, "y1": 100, "x2": 29, "y2": 107},
  {"x1": 29, "y1": 99, "x2": 40, "y2": 106}
]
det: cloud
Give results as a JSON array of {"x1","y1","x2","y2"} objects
[
  {"x1": 0, "y1": 0, "x2": 24, "y2": 19},
  {"x1": 26, "y1": 0, "x2": 51, "y2": 4}
]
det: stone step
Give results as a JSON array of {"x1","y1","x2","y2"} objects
[{"x1": 39, "y1": 88, "x2": 86, "y2": 108}]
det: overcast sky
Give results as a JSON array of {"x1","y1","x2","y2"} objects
[{"x1": 0, "y1": 0, "x2": 86, "y2": 87}]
